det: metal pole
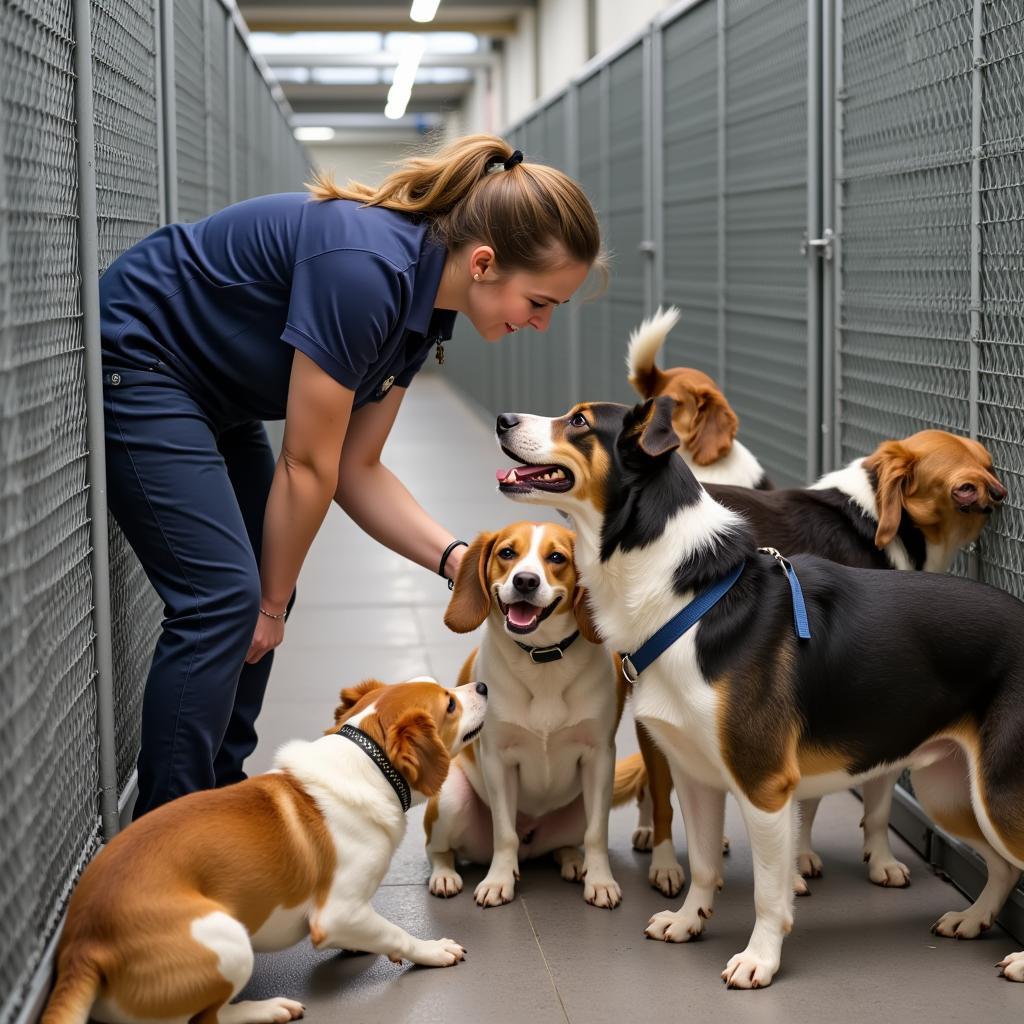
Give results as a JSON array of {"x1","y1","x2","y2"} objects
[
  {"x1": 805, "y1": 0, "x2": 823, "y2": 483},
  {"x1": 820, "y1": 0, "x2": 836, "y2": 474},
  {"x1": 160, "y1": 0, "x2": 179, "y2": 223},
  {"x1": 651, "y1": 21, "x2": 665, "y2": 312},
  {"x1": 641, "y1": 27, "x2": 656, "y2": 317},
  {"x1": 226, "y1": 7, "x2": 236, "y2": 204},
  {"x1": 203, "y1": 0, "x2": 213, "y2": 215},
  {"x1": 72, "y1": 0, "x2": 120, "y2": 841},
  {"x1": 968, "y1": 0, "x2": 984, "y2": 579},
  {"x1": 716, "y1": 0, "x2": 726, "y2": 386},
  {"x1": 566, "y1": 81, "x2": 581, "y2": 407},
  {"x1": 832, "y1": 0, "x2": 846, "y2": 470},
  {"x1": 600, "y1": 64, "x2": 611, "y2": 397}
]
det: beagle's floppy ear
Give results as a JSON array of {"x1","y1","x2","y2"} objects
[
  {"x1": 444, "y1": 531, "x2": 498, "y2": 633},
  {"x1": 864, "y1": 440, "x2": 915, "y2": 549},
  {"x1": 572, "y1": 585, "x2": 603, "y2": 645},
  {"x1": 330, "y1": 679, "x2": 387, "y2": 730},
  {"x1": 630, "y1": 396, "x2": 680, "y2": 459},
  {"x1": 386, "y1": 708, "x2": 450, "y2": 797},
  {"x1": 687, "y1": 385, "x2": 739, "y2": 466}
]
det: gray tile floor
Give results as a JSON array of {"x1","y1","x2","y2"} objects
[{"x1": 242, "y1": 373, "x2": 1021, "y2": 1023}]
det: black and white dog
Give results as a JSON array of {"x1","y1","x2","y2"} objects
[{"x1": 494, "y1": 396, "x2": 1024, "y2": 989}]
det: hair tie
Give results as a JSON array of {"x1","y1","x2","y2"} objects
[{"x1": 486, "y1": 149, "x2": 524, "y2": 175}]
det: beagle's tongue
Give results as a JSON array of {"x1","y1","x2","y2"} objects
[{"x1": 507, "y1": 602, "x2": 540, "y2": 628}]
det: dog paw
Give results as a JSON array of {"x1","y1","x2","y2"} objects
[
  {"x1": 224, "y1": 997, "x2": 305, "y2": 1023},
  {"x1": 474, "y1": 874, "x2": 516, "y2": 907},
  {"x1": 932, "y1": 909, "x2": 993, "y2": 939},
  {"x1": 410, "y1": 938, "x2": 466, "y2": 967},
  {"x1": 793, "y1": 872, "x2": 810, "y2": 897},
  {"x1": 645, "y1": 907, "x2": 709, "y2": 942},
  {"x1": 649, "y1": 862, "x2": 685, "y2": 898},
  {"x1": 558, "y1": 853, "x2": 586, "y2": 883},
  {"x1": 865, "y1": 853, "x2": 910, "y2": 887},
  {"x1": 632, "y1": 825, "x2": 654, "y2": 851},
  {"x1": 997, "y1": 951, "x2": 1024, "y2": 982},
  {"x1": 796, "y1": 849, "x2": 823, "y2": 879},
  {"x1": 584, "y1": 876, "x2": 622, "y2": 909},
  {"x1": 721, "y1": 949, "x2": 779, "y2": 989},
  {"x1": 429, "y1": 867, "x2": 464, "y2": 898}
]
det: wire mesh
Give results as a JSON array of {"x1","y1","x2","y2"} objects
[
  {"x1": 0, "y1": 2, "x2": 101, "y2": 1020},
  {"x1": 174, "y1": 0, "x2": 207, "y2": 219}
]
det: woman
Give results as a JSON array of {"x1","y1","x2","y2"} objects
[{"x1": 100, "y1": 134, "x2": 603, "y2": 817}]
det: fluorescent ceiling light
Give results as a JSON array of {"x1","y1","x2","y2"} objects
[
  {"x1": 410, "y1": 0, "x2": 442, "y2": 23},
  {"x1": 385, "y1": 36, "x2": 426, "y2": 119},
  {"x1": 294, "y1": 127, "x2": 335, "y2": 142},
  {"x1": 385, "y1": 31, "x2": 477, "y2": 54},
  {"x1": 249, "y1": 32, "x2": 381, "y2": 55}
]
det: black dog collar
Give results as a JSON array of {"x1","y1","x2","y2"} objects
[
  {"x1": 514, "y1": 630, "x2": 581, "y2": 664},
  {"x1": 338, "y1": 724, "x2": 411, "y2": 812}
]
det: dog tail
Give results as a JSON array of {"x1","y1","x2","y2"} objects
[
  {"x1": 613, "y1": 752, "x2": 648, "y2": 807},
  {"x1": 40, "y1": 949, "x2": 102, "y2": 1024},
  {"x1": 626, "y1": 307, "x2": 681, "y2": 397}
]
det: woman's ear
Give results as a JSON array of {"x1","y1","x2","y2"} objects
[
  {"x1": 864, "y1": 440, "x2": 916, "y2": 548},
  {"x1": 444, "y1": 531, "x2": 497, "y2": 633},
  {"x1": 468, "y1": 245, "x2": 496, "y2": 280},
  {"x1": 688, "y1": 386, "x2": 739, "y2": 466},
  {"x1": 386, "y1": 708, "x2": 450, "y2": 797},
  {"x1": 330, "y1": 679, "x2": 387, "y2": 731}
]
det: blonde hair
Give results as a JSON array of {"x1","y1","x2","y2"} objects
[{"x1": 307, "y1": 133, "x2": 605, "y2": 277}]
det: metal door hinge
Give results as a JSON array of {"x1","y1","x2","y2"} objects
[{"x1": 801, "y1": 228, "x2": 835, "y2": 261}]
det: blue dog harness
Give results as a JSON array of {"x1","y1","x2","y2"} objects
[{"x1": 620, "y1": 547, "x2": 811, "y2": 685}]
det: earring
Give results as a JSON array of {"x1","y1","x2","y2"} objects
[{"x1": 473, "y1": 273, "x2": 480, "y2": 280}]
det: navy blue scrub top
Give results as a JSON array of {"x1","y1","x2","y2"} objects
[{"x1": 100, "y1": 193, "x2": 458, "y2": 425}]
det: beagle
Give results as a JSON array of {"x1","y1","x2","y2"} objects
[
  {"x1": 494, "y1": 396, "x2": 1024, "y2": 989},
  {"x1": 619, "y1": 429, "x2": 1007, "y2": 895},
  {"x1": 42, "y1": 678, "x2": 487, "y2": 1024},
  {"x1": 427, "y1": 521, "x2": 625, "y2": 909},
  {"x1": 626, "y1": 307, "x2": 768, "y2": 489}
]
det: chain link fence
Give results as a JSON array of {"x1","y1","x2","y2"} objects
[{"x1": 0, "y1": 1, "x2": 309, "y2": 1020}]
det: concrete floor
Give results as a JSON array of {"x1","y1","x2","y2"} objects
[{"x1": 241, "y1": 373, "x2": 1022, "y2": 1023}]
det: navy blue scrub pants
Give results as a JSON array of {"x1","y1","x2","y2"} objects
[{"x1": 103, "y1": 367, "x2": 292, "y2": 818}]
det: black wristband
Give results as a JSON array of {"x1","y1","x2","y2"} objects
[{"x1": 438, "y1": 539, "x2": 468, "y2": 586}]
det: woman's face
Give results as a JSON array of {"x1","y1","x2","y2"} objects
[{"x1": 464, "y1": 253, "x2": 590, "y2": 342}]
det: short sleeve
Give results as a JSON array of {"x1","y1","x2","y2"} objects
[{"x1": 282, "y1": 250, "x2": 405, "y2": 389}]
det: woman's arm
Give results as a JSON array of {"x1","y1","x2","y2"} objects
[
  {"x1": 333, "y1": 385, "x2": 466, "y2": 581},
  {"x1": 247, "y1": 351, "x2": 353, "y2": 663}
]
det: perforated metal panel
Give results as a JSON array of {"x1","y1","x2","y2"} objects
[
  {"x1": 0, "y1": 2, "x2": 101, "y2": 1020},
  {"x1": 174, "y1": 0, "x2": 207, "y2": 219}
]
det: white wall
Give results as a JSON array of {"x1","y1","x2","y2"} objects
[
  {"x1": 502, "y1": 8, "x2": 537, "y2": 127},
  {"x1": 303, "y1": 139, "x2": 423, "y2": 187},
  {"x1": 596, "y1": 0, "x2": 676, "y2": 51},
  {"x1": 538, "y1": 0, "x2": 589, "y2": 99}
]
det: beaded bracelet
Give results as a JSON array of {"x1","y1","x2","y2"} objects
[{"x1": 259, "y1": 607, "x2": 286, "y2": 620}]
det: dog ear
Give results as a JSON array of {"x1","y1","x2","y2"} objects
[
  {"x1": 688, "y1": 385, "x2": 739, "y2": 466},
  {"x1": 386, "y1": 708, "x2": 450, "y2": 797},
  {"x1": 864, "y1": 440, "x2": 915, "y2": 548},
  {"x1": 443, "y1": 531, "x2": 497, "y2": 633},
  {"x1": 330, "y1": 679, "x2": 387, "y2": 731},
  {"x1": 572, "y1": 585, "x2": 603, "y2": 645},
  {"x1": 629, "y1": 396, "x2": 680, "y2": 459}
]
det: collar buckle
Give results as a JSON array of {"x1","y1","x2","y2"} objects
[
  {"x1": 529, "y1": 645, "x2": 564, "y2": 664},
  {"x1": 620, "y1": 654, "x2": 639, "y2": 686}
]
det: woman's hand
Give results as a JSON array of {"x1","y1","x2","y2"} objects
[{"x1": 246, "y1": 608, "x2": 286, "y2": 664}]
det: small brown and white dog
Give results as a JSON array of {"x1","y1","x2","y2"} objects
[
  {"x1": 41, "y1": 677, "x2": 487, "y2": 1024},
  {"x1": 618, "y1": 428, "x2": 1007, "y2": 895},
  {"x1": 493, "y1": 396, "x2": 1024, "y2": 988},
  {"x1": 426, "y1": 521, "x2": 625, "y2": 909},
  {"x1": 627, "y1": 307, "x2": 769, "y2": 489}
]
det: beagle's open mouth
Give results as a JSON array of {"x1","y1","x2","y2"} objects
[
  {"x1": 496, "y1": 460, "x2": 574, "y2": 494},
  {"x1": 496, "y1": 594, "x2": 563, "y2": 635},
  {"x1": 462, "y1": 722, "x2": 484, "y2": 744}
]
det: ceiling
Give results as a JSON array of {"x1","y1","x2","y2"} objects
[{"x1": 238, "y1": 1, "x2": 536, "y2": 137}]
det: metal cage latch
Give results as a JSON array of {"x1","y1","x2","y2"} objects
[{"x1": 800, "y1": 228, "x2": 835, "y2": 261}]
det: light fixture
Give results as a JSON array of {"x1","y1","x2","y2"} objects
[
  {"x1": 410, "y1": 0, "x2": 442, "y2": 23},
  {"x1": 294, "y1": 127, "x2": 335, "y2": 142},
  {"x1": 384, "y1": 35, "x2": 426, "y2": 120}
]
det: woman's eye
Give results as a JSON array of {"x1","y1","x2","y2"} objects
[
  {"x1": 447, "y1": 697, "x2": 456, "y2": 714},
  {"x1": 529, "y1": 299, "x2": 546, "y2": 309},
  {"x1": 569, "y1": 413, "x2": 588, "y2": 428},
  {"x1": 498, "y1": 547, "x2": 516, "y2": 559},
  {"x1": 548, "y1": 552, "x2": 566, "y2": 564}
]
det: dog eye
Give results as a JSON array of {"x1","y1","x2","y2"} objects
[
  {"x1": 447, "y1": 697, "x2": 457, "y2": 714},
  {"x1": 569, "y1": 413, "x2": 588, "y2": 428},
  {"x1": 498, "y1": 547, "x2": 516, "y2": 559},
  {"x1": 548, "y1": 551, "x2": 567, "y2": 564}
]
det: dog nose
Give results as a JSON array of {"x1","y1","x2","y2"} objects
[
  {"x1": 496, "y1": 413, "x2": 519, "y2": 435},
  {"x1": 990, "y1": 481, "x2": 1008, "y2": 503},
  {"x1": 475, "y1": 682, "x2": 488, "y2": 698},
  {"x1": 513, "y1": 572, "x2": 540, "y2": 593}
]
